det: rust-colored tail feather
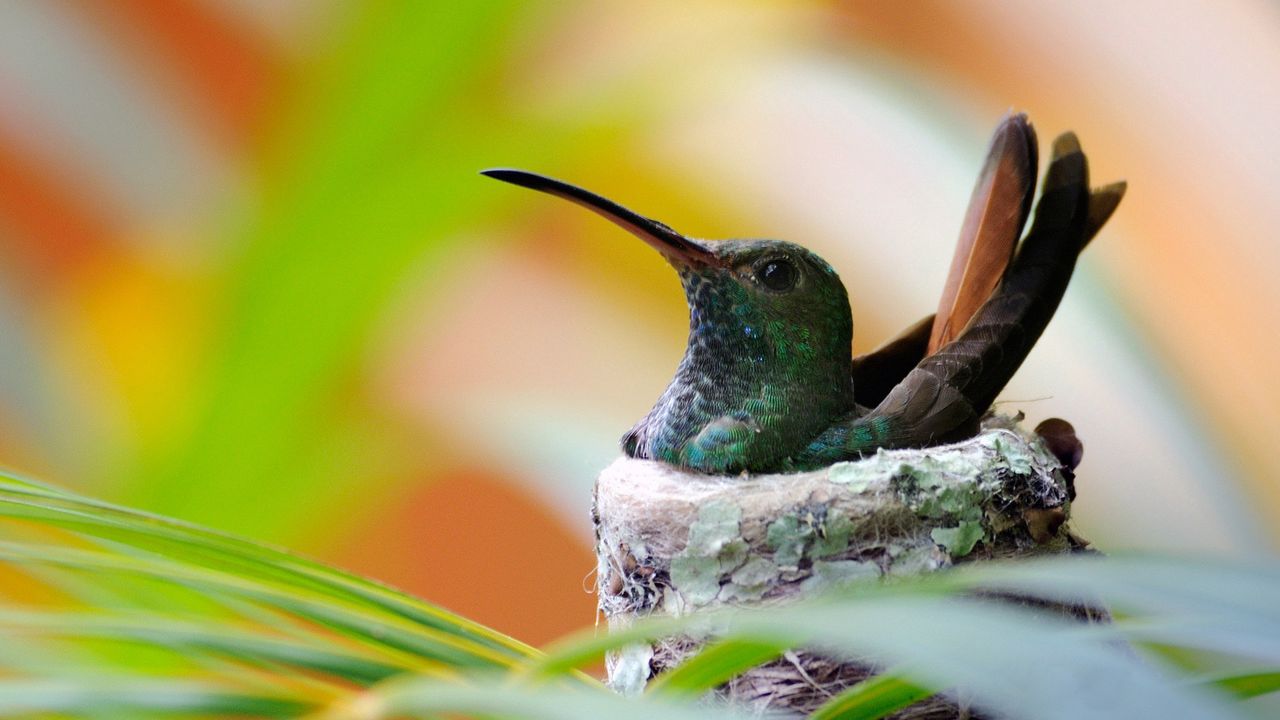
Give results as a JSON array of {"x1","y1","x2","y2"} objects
[
  {"x1": 888, "y1": 131, "x2": 1095, "y2": 445},
  {"x1": 928, "y1": 113, "x2": 1038, "y2": 354},
  {"x1": 867, "y1": 131, "x2": 1119, "y2": 450}
]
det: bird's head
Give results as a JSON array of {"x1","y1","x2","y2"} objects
[
  {"x1": 482, "y1": 169, "x2": 852, "y2": 368},
  {"x1": 482, "y1": 169, "x2": 855, "y2": 470}
]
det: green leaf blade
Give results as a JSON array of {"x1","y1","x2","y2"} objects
[
  {"x1": 809, "y1": 673, "x2": 935, "y2": 720},
  {"x1": 646, "y1": 638, "x2": 787, "y2": 697}
]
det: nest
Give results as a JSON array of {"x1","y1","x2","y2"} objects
[{"x1": 592, "y1": 417, "x2": 1096, "y2": 717}]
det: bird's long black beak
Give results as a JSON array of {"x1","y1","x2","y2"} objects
[{"x1": 481, "y1": 168, "x2": 718, "y2": 267}]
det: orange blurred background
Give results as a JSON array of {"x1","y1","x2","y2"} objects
[{"x1": 0, "y1": 1, "x2": 1277, "y2": 646}]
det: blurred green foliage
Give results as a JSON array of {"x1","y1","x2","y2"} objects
[
  {"x1": 129, "y1": 2, "x2": 553, "y2": 539},
  {"x1": 3, "y1": 469, "x2": 1279, "y2": 718}
]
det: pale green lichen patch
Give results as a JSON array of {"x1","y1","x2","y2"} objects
[
  {"x1": 826, "y1": 461, "x2": 875, "y2": 491},
  {"x1": 931, "y1": 520, "x2": 985, "y2": 558},
  {"x1": 886, "y1": 543, "x2": 948, "y2": 575},
  {"x1": 877, "y1": 428, "x2": 1073, "y2": 560},
  {"x1": 800, "y1": 559, "x2": 879, "y2": 592},
  {"x1": 722, "y1": 557, "x2": 780, "y2": 602},
  {"x1": 810, "y1": 509, "x2": 854, "y2": 558},
  {"x1": 683, "y1": 500, "x2": 741, "y2": 555},
  {"x1": 766, "y1": 507, "x2": 856, "y2": 567},
  {"x1": 732, "y1": 556, "x2": 779, "y2": 586},
  {"x1": 719, "y1": 539, "x2": 749, "y2": 572},
  {"x1": 987, "y1": 432, "x2": 1035, "y2": 475},
  {"x1": 670, "y1": 555, "x2": 721, "y2": 606},
  {"x1": 766, "y1": 514, "x2": 812, "y2": 568},
  {"x1": 671, "y1": 500, "x2": 751, "y2": 605},
  {"x1": 914, "y1": 482, "x2": 987, "y2": 523}
]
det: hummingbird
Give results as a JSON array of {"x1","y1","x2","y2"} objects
[{"x1": 482, "y1": 114, "x2": 1124, "y2": 474}]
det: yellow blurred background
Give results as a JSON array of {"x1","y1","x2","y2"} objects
[{"x1": 0, "y1": 1, "x2": 1277, "y2": 646}]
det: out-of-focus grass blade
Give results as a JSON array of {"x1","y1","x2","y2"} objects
[
  {"x1": 740, "y1": 598, "x2": 1238, "y2": 720},
  {"x1": 0, "y1": 475, "x2": 541, "y2": 662},
  {"x1": 322, "y1": 676, "x2": 751, "y2": 720},
  {"x1": 0, "y1": 540, "x2": 511, "y2": 670},
  {"x1": 539, "y1": 590, "x2": 1243, "y2": 720},
  {"x1": 0, "y1": 679, "x2": 314, "y2": 717},
  {"x1": 1200, "y1": 670, "x2": 1280, "y2": 699},
  {"x1": 645, "y1": 638, "x2": 786, "y2": 696},
  {"x1": 2, "y1": 480, "x2": 1274, "y2": 720},
  {"x1": 951, "y1": 555, "x2": 1280, "y2": 671},
  {"x1": 954, "y1": 555, "x2": 1280, "y2": 621},
  {"x1": 126, "y1": 0, "x2": 546, "y2": 546},
  {"x1": 0, "y1": 609, "x2": 406, "y2": 685},
  {"x1": 808, "y1": 672, "x2": 935, "y2": 720},
  {"x1": 1115, "y1": 617, "x2": 1280, "y2": 665},
  {"x1": 1, "y1": 632, "x2": 353, "y2": 709}
]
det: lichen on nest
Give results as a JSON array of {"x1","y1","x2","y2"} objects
[
  {"x1": 595, "y1": 417, "x2": 1074, "y2": 621},
  {"x1": 593, "y1": 415, "x2": 1090, "y2": 706}
]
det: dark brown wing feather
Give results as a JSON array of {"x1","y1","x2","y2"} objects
[
  {"x1": 850, "y1": 314, "x2": 934, "y2": 408},
  {"x1": 928, "y1": 113, "x2": 1038, "y2": 354},
  {"x1": 1083, "y1": 181, "x2": 1127, "y2": 248}
]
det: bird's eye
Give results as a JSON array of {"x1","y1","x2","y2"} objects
[{"x1": 757, "y1": 258, "x2": 798, "y2": 292}]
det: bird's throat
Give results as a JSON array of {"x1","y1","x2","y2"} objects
[{"x1": 624, "y1": 272, "x2": 853, "y2": 472}]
